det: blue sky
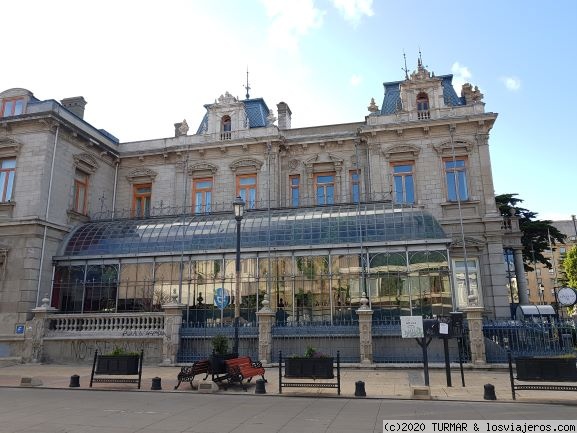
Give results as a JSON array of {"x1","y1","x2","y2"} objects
[{"x1": 3, "y1": 0, "x2": 576, "y2": 222}]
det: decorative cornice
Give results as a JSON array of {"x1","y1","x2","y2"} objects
[{"x1": 303, "y1": 152, "x2": 344, "y2": 170}]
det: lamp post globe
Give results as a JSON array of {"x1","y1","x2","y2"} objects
[{"x1": 233, "y1": 196, "x2": 245, "y2": 355}]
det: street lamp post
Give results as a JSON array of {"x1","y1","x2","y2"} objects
[{"x1": 233, "y1": 196, "x2": 245, "y2": 355}]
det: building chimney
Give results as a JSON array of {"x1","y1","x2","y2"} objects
[
  {"x1": 276, "y1": 101, "x2": 292, "y2": 130},
  {"x1": 60, "y1": 96, "x2": 87, "y2": 119}
]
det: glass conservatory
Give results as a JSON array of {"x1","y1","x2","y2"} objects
[{"x1": 51, "y1": 202, "x2": 454, "y2": 324}]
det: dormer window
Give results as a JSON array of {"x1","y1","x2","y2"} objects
[
  {"x1": 1, "y1": 98, "x2": 24, "y2": 117},
  {"x1": 221, "y1": 115, "x2": 232, "y2": 140},
  {"x1": 416, "y1": 92, "x2": 430, "y2": 120}
]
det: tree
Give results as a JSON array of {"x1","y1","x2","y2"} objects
[
  {"x1": 564, "y1": 245, "x2": 577, "y2": 288},
  {"x1": 496, "y1": 193, "x2": 565, "y2": 271}
]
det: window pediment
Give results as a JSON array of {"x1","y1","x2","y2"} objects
[
  {"x1": 304, "y1": 152, "x2": 343, "y2": 172},
  {"x1": 434, "y1": 140, "x2": 473, "y2": 156},
  {"x1": 73, "y1": 153, "x2": 99, "y2": 173},
  {"x1": 0, "y1": 137, "x2": 21, "y2": 157},
  {"x1": 188, "y1": 162, "x2": 218, "y2": 177},
  {"x1": 229, "y1": 158, "x2": 263, "y2": 173},
  {"x1": 126, "y1": 168, "x2": 158, "y2": 183},
  {"x1": 382, "y1": 144, "x2": 421, "y2": 161}
]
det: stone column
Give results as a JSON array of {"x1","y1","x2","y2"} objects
[
  {"x1": 24, "y1": 296, "x2": 57, "y2": 363},
  {"x1": 357, "y1": 292, "x2": 374, "y2": 364},
  {"x1": 161, "y1": 299, "x2": 186, "y2": 365},
  {"x1": 256, "y1": 294, "x2": 275, "y2": 364},
  {"x1": 513, "y1": 248, "x2": 529, "y2": 305},
  {"x1": 465, "y1": 307, "x2": 486, "y2": 365}
]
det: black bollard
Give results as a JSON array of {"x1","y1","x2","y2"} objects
[
  {"x1": 354, "y1": 380, "x2": 366, "y2": 397},
  {"x1": 255, "y1": 379, "x2": 266, "y2": 394},
  {"x1": 69, "y1": 374, "x2": 80, "y2": 388},
  {"x1": 151, "y1": 377, "x2": 162, "y2": 391},
  {"x1": 483, "y1": 383, "x2": 496, "y2": 400}
]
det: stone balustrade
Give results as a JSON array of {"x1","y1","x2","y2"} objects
[{"x1": 46, "y1": 313, "x2": 165, "y2": 337}]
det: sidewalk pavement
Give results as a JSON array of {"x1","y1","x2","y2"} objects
[{"x1": 1, "y1": 361, "x2": 576, "y2": 404}]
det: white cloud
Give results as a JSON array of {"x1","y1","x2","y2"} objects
[
  {"x1": 501, "y1": 76, "x2": 521, "y2": 91},
  {"x1": 261, "y1": 0, "x2": 325, "y2": 53},
  {"x1": 350, "y1": 74, "x2": 362, "y2": 87},
  {"x1": 451, "y1": 61, "x2": 472, "y2": 92},
  {"x1": 331, "y1": 0, "x2": 374, "y2": 25}
]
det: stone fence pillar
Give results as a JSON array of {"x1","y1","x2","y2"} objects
[
  {"x1": 465, "y1": 307, "x2": 486, "y2": 365},
  {"x1": 256, "y1": 295, "x2": 275, "y2": 364},
  {"x1": 24, "y1": 296, "x2": 57, "y2": 363},
  {"x1": 161, "y1": 299, "x2": 186, "y2": 365},
  {"x1": 357, "y1": 292, "x2": 373, "y2": 364}
]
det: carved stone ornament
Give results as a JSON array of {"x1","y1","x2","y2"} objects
[
  {"x1": 187, "y1": 162, "x2": 218, "y2": 176},
  {"x1": 461, "y1": 83, "x2": 484, "y2": 103},
  {"x1": 217, "y1": 91, "x2": 237, "y2": 105},
  {"x1": 288, "y1": 159, "x2": 300, "y2": 170},
  {"x1": 125, "y1": 168, "x2": 158, "y2": 183},
  {"x1": 73, "y1": 153, "x2": 99, "y2": 173},
  {"x1": 174, "y1": 119, "x2": 189, "y2": 137},
  {"x1": 367, "y1": 97, "x2": 379, "y2": 113},
  {"x1": 229, "y1": 158, "x2": 264, "y2": 172},
  {"x1": 452, "y1": 236, "x2": 485, "y2": 249}
]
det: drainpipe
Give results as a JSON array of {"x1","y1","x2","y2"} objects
[
  {"x1": 111, "y1": 159, "x2": 119, "y2": 219},
  {"x1": 36, "y1": 124, "x2": 59, "y2": 307}
]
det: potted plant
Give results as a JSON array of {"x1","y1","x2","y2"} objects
[
  {"x1": 284, "y1": 345, "x2": 334, "y2": 379},
  {"x1": 95, "y1": 347, "x2": 142, "y2": 375},
  {"x1": 208, "y1": 334, "x2": 236, "y2": 375},
  {"x1": 515, "y1": 354, "x2": 577, "y2": 381}
]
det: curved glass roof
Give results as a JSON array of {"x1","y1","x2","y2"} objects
[{"x1": 57, "y1": 203, "x2": 448, "y2": 259}]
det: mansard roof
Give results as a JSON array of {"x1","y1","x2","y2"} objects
[
  {"x1": 195, "y1": 97, "x2": 270, "y2": 134},
  {"x1": 380, "y1": 74, "x2": 465, "y2": 115}
]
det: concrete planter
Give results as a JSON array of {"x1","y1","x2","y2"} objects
[
  {"x1": 284, "y1": 357, "x2": 334, "y2": 379},
  {"x1": 95, "y1": 354, "x2": 141, "y2": 375},
  {"x1": 516, "y1": 356, "x2": 577, "y2": 381}
]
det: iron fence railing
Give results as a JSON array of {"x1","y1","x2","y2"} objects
[
  {"x1": 483, "y1": 319, "x2": 576, "y2": 363},
  {"x1": 271, "y1": 323, "x2": 360, "y2": 363},
  {"x1": 176, "y1": 322, "x2": 258, "y2": 363}
]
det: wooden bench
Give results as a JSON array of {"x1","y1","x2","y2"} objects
[
  {"x1": 508, "y1": 351, "x2": 577, "y2": 400},
  {"x1": 174, "y1": 359, "x2": 210, "y2": 390},
  {"x1": 223, "y1": 356, "x2": 266, "y2": 391}
]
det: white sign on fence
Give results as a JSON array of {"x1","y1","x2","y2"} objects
[{"x1": 400, "y1": 315, "x2": 424, "y2": 338}]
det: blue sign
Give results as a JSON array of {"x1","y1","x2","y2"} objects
[
  {"x1": 15, "y1": 325, "x2": 25, "y2": 335},
  {"x1": 214, "y1": 287, "x2": 230, "y2": 310}
]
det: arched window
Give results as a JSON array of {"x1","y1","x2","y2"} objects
[
  {"x1": 221, "y1": 115, "x2": 231, "y2": 140},
  {"x1": 416, "y1": 92, "x2": 430, "y2": 120}
]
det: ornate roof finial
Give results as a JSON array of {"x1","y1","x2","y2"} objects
[
  {"x1": 418, "y1": 48, "x2": 423, "y2": 68},
  {"x1": 367, "y1": 97, "x2": 379, "y2": 113},
  {"x1": 402, "y1": 51, "x2": 409, "y2": 80},
  {"x1": 244, "y1": 66, "x2": 251, "y2": 100}
]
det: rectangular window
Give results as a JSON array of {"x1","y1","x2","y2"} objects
[
  {"x1": 1, "y1": 98, "x2": 24, "y2": 117},
  {"x1": 193, "y1": 177, "x2": 212, "y2": 214},
  {"x1": 392, "y1": 162, "x2": 415, "y2": 204},
  {"x1": 0, "y1": 158, "x2": 16, "y2": 202},
  {"x1": 314, "y1": 172, "x2": 335, "y2": 205},
  {"x1": 453, "y1": 258, "x2": 479, "y2": 309},
  {"x1": 289, "y1": 175, "x2": 300, "y2": 207},
  {"x1": 350, "y1": 171, "x2": 360, "y2": 203},
  {"x1": 132, "y1": 183, "x2": 152, "y2": 217},
  {"x1": 73, "y1": 169, "x2": 89, "y2": 214},
  {"x1": 444, "y1": 158, "x2": 469, "y2": 201},
  {"x1": 237, "y1": 174, "x2": 257, "y2": 209}
]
